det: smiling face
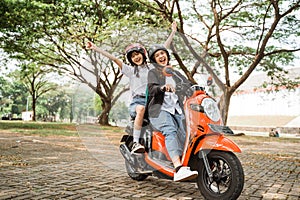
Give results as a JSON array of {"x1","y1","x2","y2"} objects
[
  {"x1": 153, "y1": 50, "x2": 169, "y2": 66},
  {"x1": 130, "y1": 51, "x2": 144, "y2": 66}
]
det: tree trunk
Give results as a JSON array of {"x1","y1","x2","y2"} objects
[
  {"x1": 218, "y1": 89, "x2": 233, "y2": 125},
  {"x1": 70, "y1": 98, "x2": 74, "y2": 123},
  {"x1": 32, "y1": 94, "x2": 36, "y2": 121},
  {"x1": 98, "y1": 100, "x2": 111, "y2": 125}
]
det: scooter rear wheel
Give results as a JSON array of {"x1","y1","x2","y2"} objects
[
  {"x1": 125, "y1": 160, "x2": 148, "y2": 181},
  {"x1": 196, "y1": 150, "x2": 244, "y2": 200}
]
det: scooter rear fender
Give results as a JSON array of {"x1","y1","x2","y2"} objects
[{"x1": 193, "y1": 134, "x2": 242, "y2": 155}]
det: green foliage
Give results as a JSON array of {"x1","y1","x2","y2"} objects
[
  {"x1": 0, "y1": 0, "x2": 163, "y2": 61},
  {"x1": 93, "y1": 95, "x2": 102, "y2": 116},
  {"x1": 37, "y1": 89, "x2": 72, "y2": 121},
  {"x1": 0, "y1": 69, "x2": 77, "y2": 122},
  {"x1": 1, "y1": 0, "x2": 299, "y2": 125},
  {"x1": 109, "y1": 101, "x2": 128, "y2": 121},
  {"x1": 0, "y1": 74, "x2": 29, "y2": 116},
  {"x1": 70, "y1": 85, "x2": 97, "y2": 122},
  {"x1": 260, "y1": 56, "x2": 300, "y2": 91},
  {"x1": 182, "y1": 0, "x2": 299, "y2": 73}
]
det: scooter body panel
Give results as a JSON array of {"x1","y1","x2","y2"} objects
[
  {"x1": 144, "y1": 153, "x2": 174, "y2": 178},
  {"x1": 193, "y1": 134, "x2": 242, "y2": 154},
  {"x1": 151, "y1": 131, "x2": 171, "y2": 160}
]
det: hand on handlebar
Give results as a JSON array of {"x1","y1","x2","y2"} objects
[{"x1": 161, "y1": 84, "x2": 175, "y2": 93}]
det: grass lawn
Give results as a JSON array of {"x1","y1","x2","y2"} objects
[
  {"x1": 0, "y1": 121, "x2": 78, "y2": 137},
  {"x1": 0, "y1": 121, "x2": 125, "y2": 137}
]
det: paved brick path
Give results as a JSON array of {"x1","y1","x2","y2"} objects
[{"x1": 0, "y1": 125, "x2": 299, "y2": 200}]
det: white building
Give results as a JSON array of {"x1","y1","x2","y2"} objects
[{"x1": 22, "y1": 111, "x2": 33, "y2": 121}]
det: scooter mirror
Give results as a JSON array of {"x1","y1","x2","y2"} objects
[
  {"x1": 207, "y1": 75, "x2": 213, "y2": 86},
  {"x1": 162, "y1": 65, "x2": 174, "y2": 77}
]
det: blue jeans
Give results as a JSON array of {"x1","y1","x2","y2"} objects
[
  {"x1": 129, "y1": 96, "x2": 146, "y2": 118},
  {"x1": 149, "y1": 110, "x2": 186, "y2": 160}
]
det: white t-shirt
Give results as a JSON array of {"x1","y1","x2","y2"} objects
[
  {"x1": 121, "y1": 63, "x2": 154, "y2": 97},
  {"x1": 161, "y1": 76, "x2": 182, "y2": 115}
]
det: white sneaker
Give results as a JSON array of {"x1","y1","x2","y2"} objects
[
  {"x1": 131, "y1": 142, "x2": 145, "y2": 154},
  {"x1": 174, "y1": 166, "x2": 198, "y2": 182}
]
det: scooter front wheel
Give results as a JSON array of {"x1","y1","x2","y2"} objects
[
  {"x1": 196, "y1": 150, "x2": 244, "y2": 200},
  {"x1": 125, "y1": 160, "x2": 148, "y2": 181}
]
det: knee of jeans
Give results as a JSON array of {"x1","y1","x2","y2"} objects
[{"x1": 163, "y1": 129, "x2": 178, "y2": 138}]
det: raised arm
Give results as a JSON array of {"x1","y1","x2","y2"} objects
[
  {"x1": 163, "y1": 21, "x2": 177, "y2": 49},
  {"x1": 86, "y1": 41, "x2": 123, "y2": 69}
]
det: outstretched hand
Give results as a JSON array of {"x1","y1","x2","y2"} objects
[{"x1": 86, "y1": 41, "x2": 95, "y2": 49}]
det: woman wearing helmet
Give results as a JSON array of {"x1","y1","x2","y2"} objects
[
  {"x1": 86, "y1": 22, "x2": 177, "y2": 154},
  {"x1": 146, "y1": 44, "x2": 198, "y2": 182}
]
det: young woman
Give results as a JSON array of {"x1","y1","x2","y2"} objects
[
  {"x1": 86, "y1": 22, "x2": 177, "y2": 154},
  {"x1": 146, "y1": 44, "x2": 198, "y2": 181}
]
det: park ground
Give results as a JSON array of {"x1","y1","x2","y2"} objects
[{"x1": 0, "y1": 121, "x2": 299, "y2": 199}]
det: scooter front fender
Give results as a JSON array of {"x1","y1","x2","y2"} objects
[{"x1": 194, "y1": 134, "x2": 241, "y2": 155}]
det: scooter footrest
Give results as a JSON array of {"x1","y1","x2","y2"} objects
[{"x1": 151, "y1": 157, "x2": 174, "y2": 168}]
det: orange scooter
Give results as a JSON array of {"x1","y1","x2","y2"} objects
[{"x1": 120, "y1": 67, "x2": 244, "y2": 200}]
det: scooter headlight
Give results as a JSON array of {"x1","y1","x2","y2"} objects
[{"x1": 201, "y1": 98, "x2": 221, "y2": 122}]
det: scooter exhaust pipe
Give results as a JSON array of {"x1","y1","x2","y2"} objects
[{"x1": 119, "y1": 143, "x2": 135, "y2": 166}]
